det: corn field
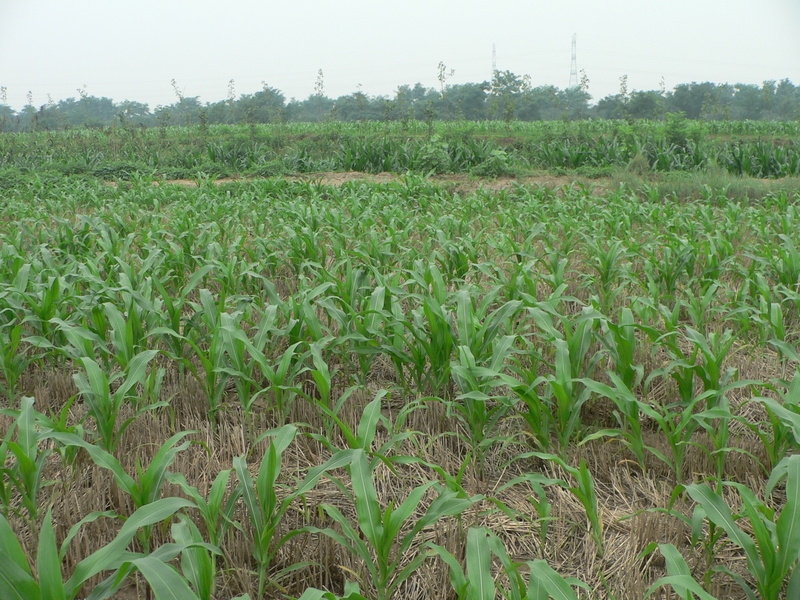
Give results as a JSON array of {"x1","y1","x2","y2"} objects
[
  {"x1": 1, "y1": 122, "x2": 800, "y2": 599},
  {"x1": 2, "y1": 118, "x2": 800, "y2": 182}
]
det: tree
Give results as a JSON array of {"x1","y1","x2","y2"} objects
[
  {"x1": 331, "y1": 91, "x2": 384, "y2": 121},
  {"x1": 286, "y1": 94, "x2": 335, "y2": 122},
  {"x1": 235, "y1": 86, "x2": 286, "y2": 123},
  {"x1": 517, "y1": 85, "x2": 561, "y2": 120},
  {"x1": 558, "y1": 86, "x2": 591, "y2": 120},
  {"x1": 444, "y1": 82, "x2": 488, "y2": 120},
  {"x1": 667, "y1": 82, "x2": 721, "y2": 119},
  {"x1": 627, "y1": 90, "x2": 665, "y2": 120},
  {"x1": 730, "y1": 83, "x2": 764, "y2": 120},
  {"x1": 773, "y1": 78, "x2": 800, "y2": 119},
  {"x1": 595, "y1": 94, "x2": 628, "y2": 120},
  {"x1": 118, "y1": 100, "x2": 152, "y2": 126},
  {"x1": 489, "y1": 70, "x2": 528, "y2": 121}
]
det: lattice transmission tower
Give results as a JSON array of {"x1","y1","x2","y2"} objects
[{"x1": 568, "y1": 34, "x2": 578, "y2": 89}]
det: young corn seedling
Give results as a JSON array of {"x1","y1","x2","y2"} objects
[
  {"x1": 579, "y1": 373, "x2": 650, "y2": 469},
  {"x1": 682, "y1": 327, "x2": 757, "y2": 479},
  {"x1": 584, "y1": 238, "x2": 631, "y2": 315},
  {"x1": 298, "y1": 581, "x2": 368, "y2": 600},
  {"x1": 304, "y1": 388, "x2": 422, "y2": 463},
  {"x1": 72, "y1": 350, "x2": 165, "y2": 452},
  {"x1": 449, "y1": 339, "x2": 517, "y2": 480},
  {"x1": 167, "y1": 469, "x2": 241, "y2": 549},
  {"x1": 165, "y1": 288, "x2": 236, "y2": 426},
  {"x1": 170, "y1": 515, "x2": 223, "y2": 600},
  {"x1": 643, "y1": 389, "x2": 720, "y2": 485},
  {"x1": 0, "y1": 396, "x2": 53, "y2": 523},
  {"x1": 249, "y1": 339, "x2": 307, "y2": 426},
  {"x1": 684, "y1": 327, "x2": 752, "y2": 410},
  {"x1": 454, "y1": 287, "x2": 521, "y2": 365},
  {"x1": 681, "y1": 282, "x2": 725, "y2": 331},
  {"x1": 407, "y1": 293, "x2": 457, "y2": 397},
  {"x1": 308, "y1": 449, "x2": 482, "y2": 600},
  {"x1": 750, "y1": 371, "x2": 800, "y2": 467},
  {"x1": 0, "y1": 498, "x2": 198, "y2": 600},
  {"x1": 506, "y1": 338, "x2": 553, "y2": 453},
  {"x1": 151, "y1": 264, "x2": 215, "y2": 373},
  {"x1": 0, "y1": 317, "x2": 40, "y2": 402},
  {"x1": 45, "y1": 429, "x2": 197, "y2": 554},
  {"x1": 642, "y1": 543, "x2": 720, "y2": 600},
  {"x1": 317, "y1": 278, "x2": 388, "y2": 387},
  {"x1": 303, "y1": 338, "x2": 361, "y2": 440},
  {"x1": 526, "y1": 304, "x2": 604, "y2": 456},
  {"x1": 233, "y1": 425, "x2": 353, "y2": 599},
  {"x1": 596, "y1": 307, "x2": 652, "y2": 391},
  {"x1": 681, "y1": 454, "x2": 800, "y2": 600},
  {"x1": 428, "y1": 527, "x2": 590, "y2": 600},
  {"x1": 510, "y1": 452, "x2": 605, "y2": 557},
  {"x1": 549, "y1": 337, "x2": 595, "y2": 458}
]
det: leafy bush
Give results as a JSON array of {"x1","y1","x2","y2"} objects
[{"x1": 470, "y1": 148, "x2": 516, "y2": 177}]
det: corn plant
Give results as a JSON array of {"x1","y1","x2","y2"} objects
[
  {"x1": 454, "y1": 288, "x2": 521, "y2": 365},
  {"x1": 305, "y1": 389, "x2": 422, "y2": 462},
  {"x1": 71, "y1": 350, "x2": 165, "y2": 452},
  {"x1": 527, "y1": 304, "x2": 603, "y2": 456},
  {"x1": 171, "y1": 515, "x2": 221, "y2": 600},
  {"x1": 751, "y1": 371, "x2": 800, "y2": 466},
  {"x1": 681, "y1": 453, "x2": 800, "y2": 600},
  {"x1": 428, "y1": 527, "x2": 590, "y2": 600},
  {"x1": 583, "y1": 238, "x2": 631, "y2": 314},
  {"x1": 642, "y1": 543, "x2": 720, "y2": 600},
  {"x1": 250, "y1": 339, "x2": 307, "y2": 426},
  {"x1": 0, "y1": 317, "x2": 38, "y2": 402},
  {"x1": 307, "y1": 449, "x2": 481, "y2": 600},
  {"x1": 298, "y1": 582, "x2": 368, "y2": 600},
  {"x1": 0, "y1": 397, "x2": 53, "y2": 522},
  {"x1": 511, "y1": 452, "x2": 604, "y2": 557},
  {"x1": 0, "y1": 498, "x2": 196, "y2": 600},
  {"x1": 684, "y1": 327, "x2": 751, "y2": 409},
  {"x1": 45, "y1": 429, "x2": 196, "y2": 554},
  {"x1": 448, "y1": 339, "x2": 517, "y2": 479},
  {"x1": 597, "y1": 307, "x2": 649, "y2": 391},
  {"x1": 232, "y1": 425, "x2": 353, "y2": 599},
  {"x1": 579, "y1": 373, "x2": 649, "y2": 469},
  {"x1": 167, "y1": 469, "x2": 240, "y2": 548}
]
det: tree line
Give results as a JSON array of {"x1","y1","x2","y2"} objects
[{"x1": 1, "y1": 73, "x2": 798, "y2": 132}]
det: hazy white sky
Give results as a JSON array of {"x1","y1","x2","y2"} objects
[{"x1": 1, "y1": 0, "x2": 798, "y2": 110}]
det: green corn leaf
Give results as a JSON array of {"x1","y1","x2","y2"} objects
[
  {"x1": 44, "y1": 432, "x2": 136, "y2": 496},
  {"x1": 65, "y1": 497, "x2": 193, "y2": 598},
  {"x1": 137, "y1": 430, "x2": 197, "y2": 506},
  {"x1": 37, "y1": 509, "x2": 66, "y2": 600},
  {"x1": 116, "y1": 349, "x2": 160, "y2": 398},
  {"x1": 0, "y1": 513, "x2": 38, "y2": 600},
  {"x1": 466, "y1": 528, "x2": 495, "y2": 600},
  {"x1": 387, "y1": 481, "x2": 435, "y2": 538},
  {"x1": 128, "y1": 556, "x2": 200, "y2": 600},
  {"x1": 172, "y1": 518, "x2": 215, "y2": 600},
  {"x1": 426, "y1": 543, "x2": 467, "y2": 598},
  {"x1": 775, "y1": 454, "x2": 800, "y2": 582},
  {"x1": 232, "y1": 455, "x2": 265, "y2": 540},
  {"x1": 646, "y1": 573, "x2": 719, "y2": 600},
  {"x1": 684, "y1": 484, "x2": 760, "y2": 571},
  {"x1": 349, "y1": 450, "x2": 383, "y2": 546},
  {"x1": 525, "y1": 560, "x2": 586, "y2": 600},
  {"x1": 59, "y1": 511, "x2": 118, "y2": 561},
  {"x1": 356, "y1": 391, "x2": 386, "y2": 451}
]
